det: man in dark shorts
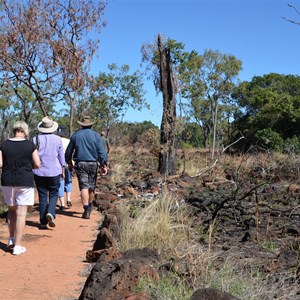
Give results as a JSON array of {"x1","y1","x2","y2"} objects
[
  {"x1": 65, "y1": 115, "x2": 108, "y2": 219},
  {"x1": 100, "y1": 130, "x2": 110, "y2": 155}
]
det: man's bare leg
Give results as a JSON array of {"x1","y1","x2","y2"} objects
[
  {"x1": 81, "y1": 188, "x2": 89, "y2": 206},
  {"x1": 88, "y1": 189, "x2": 95, "y2": 203},
  {"x1": 81, "y1": 189, "x2": 93, "y2": 219}
]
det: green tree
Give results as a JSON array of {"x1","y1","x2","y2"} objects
[
  {"x1": 88, "y1": 63, "x2": 148, "y2": 130},
  {"x1": 194, "y1": 50, "x2": 242, "y2": 159},
  {"x1": 232, "y1": 73, "x2": 300, "y2": 150},
  {"x1": 181, "y1": 122, "x2": 204, "y2": 148},
  {"x1": 188, "y1": 97, "x2": 212, "y2": 148}
]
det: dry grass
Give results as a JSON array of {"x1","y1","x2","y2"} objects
[
  {"x1": 109, "y1": 146, "x2": 135, "y2": 185},
  {"x1": 113, "y1": 146, "x2": 299, "y2": 300},
  {"x1": 109, "y1": 161, "x2": 131, "y2": 186},
  {"x1": 118, "y1": 187, "x2": 193, "y2": 255},
  {"x1": 203, "y1": 256, "x2": 300, "y2": 300}
]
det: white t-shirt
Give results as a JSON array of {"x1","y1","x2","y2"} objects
[{"x1": 61, "y1": 137, "x2": 70, "y2": 153}]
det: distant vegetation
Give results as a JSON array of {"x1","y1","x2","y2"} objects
[{"x1": 0, "y1": 1, "x2": 299, "y2": 157}]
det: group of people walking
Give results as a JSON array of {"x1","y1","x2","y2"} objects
[{"x1": 0, "y1": 115, "x2": 108, "y2": 255}]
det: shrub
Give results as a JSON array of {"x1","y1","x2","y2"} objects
[
  {"x1": 283, "y1": 135, "x2": 300, "y2": 155},
  {"x1": 255, "y1": 128, "x2": 284, "y2": 151}
]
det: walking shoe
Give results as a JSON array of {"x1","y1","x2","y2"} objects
[
  {"x1": 59, "y1": 206, "x2": 65, "y2": 211},
  {"x1": 82, "y1": 207, "x2": 91, "y2": 219},
  {"x1": 7, "y1": 237, "x2": 15, "y2": 249},
  {"x1": 39, "y1": 224, "x2": 48, "y2": 230},
  {"x1": 13, "y1": 245, "x2": 27, "y2": 256},
  {"x1": 46, "y1": 213, "x2": 56, "y2": 228},
  {"x1": 66, "y1": 201, "x2": 72, "y2": 207}
]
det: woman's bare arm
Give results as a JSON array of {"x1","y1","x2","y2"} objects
[{"x1": 32, "y1": 149, "x2": 41, "y2": 169}]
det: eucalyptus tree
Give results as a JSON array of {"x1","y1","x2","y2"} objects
[
  {"x1": 45, "y1": 0, "x2": 107, "y2": 134},
  {"x1": 188, "y1": 98, "x2": 212, "y2": 148},
  {"x1": 191, "y1": 50, "x2": 242, "y2": 159},
  {"x1": 86, "y1": 63, "x2": 148, "y2": 132},
  {"x1": 0, "y1": 0, "x2": 107, "y2": 134},
  {"x1": 169, "y1": 47, "x2": 242, "y2": 157},
  {"x1": 232, "y1": 73, "x2": 300, "y2": 150}
]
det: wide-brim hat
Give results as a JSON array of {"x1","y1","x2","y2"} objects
[
  {"x1": 77, "y1": 115, "x2": 95, "y2": 127},
  {"x1": 37, "y1": 116, "x2": 59, "y2": 133}
]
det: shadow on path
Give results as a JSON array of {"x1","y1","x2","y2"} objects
[{"x1": 0, "y1": 240, "x2": 11, "y2": 253}]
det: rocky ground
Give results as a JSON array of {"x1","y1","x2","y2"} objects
[
  {"x1": 0, "y1": 146, "x2": 299, "y2": 299},
  {"x1": 80, "y1": 147, "x2": 300, "y2": 299}
]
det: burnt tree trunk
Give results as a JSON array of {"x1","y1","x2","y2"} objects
[{"x1": 157, "y1": 35, "x2": 176, "y2": 176}]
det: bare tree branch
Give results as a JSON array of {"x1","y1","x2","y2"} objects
[
  {"x1": 191, "y1": 133, "x2": 245, "y2": 178},
  {"x1": 282, "y1": 3, "x2": 300, "y2": 25}
]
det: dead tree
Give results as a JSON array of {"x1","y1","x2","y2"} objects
[{"x1": 157, "y1": 35, "x2": 176, "y2": 176}]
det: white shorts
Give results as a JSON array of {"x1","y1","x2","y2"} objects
[{"x1": 2, "y1": 186, "x2": 35, "y2": 206}]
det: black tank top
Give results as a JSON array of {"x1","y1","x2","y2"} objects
[{"x1": 0, "y1": 139, "x2": 36, "y2": 187}]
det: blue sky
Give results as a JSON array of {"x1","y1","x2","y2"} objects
[{"x1": 90, "y1": 0, "x2": 300, "y2": 126}]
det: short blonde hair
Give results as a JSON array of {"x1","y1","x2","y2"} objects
[{"x1": 13, "y1": 121, "x2": 30, "y2": 138}]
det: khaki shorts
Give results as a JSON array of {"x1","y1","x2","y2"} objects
[{"x1": 2, "y1": 186, "x2": 35, "y2": 206}]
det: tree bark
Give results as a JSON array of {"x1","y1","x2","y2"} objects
[
  {"x1": 157, "y1": 35, "x2": 176, "y2": 176},
  {"x1": 69, "y1": 92, "x2": 76, "y2": 136}
]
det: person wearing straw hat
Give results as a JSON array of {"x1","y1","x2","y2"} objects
[
  {"x1": 32, "y1": 116, "x2": 66, "y2": 229},
  {"x1": 65, "y1": 115, "x2": 108, "y2": 219}
]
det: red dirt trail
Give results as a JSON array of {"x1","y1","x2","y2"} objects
[{"x1": 0, "y1": 178, "x2": 100, "y2": 300}]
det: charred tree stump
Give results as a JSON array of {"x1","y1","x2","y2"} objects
[{"x1": 157, "y1": 34, "x2": 176, "y2": 176}]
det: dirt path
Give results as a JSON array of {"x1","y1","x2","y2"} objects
[{"x1": 0, "y1": 178, "x2": 100, "y2": 300}]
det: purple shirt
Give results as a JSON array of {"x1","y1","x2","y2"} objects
[{"x1": 32, "y1": 133, "x2": 65, "y2": 177}]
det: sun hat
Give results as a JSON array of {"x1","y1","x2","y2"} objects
[
  {"x1": 37, "y1": 116, "x2": 59, "y2": 133},
  {"x1": 77, "y1": 115, "x2": 95, "y2": 127}
]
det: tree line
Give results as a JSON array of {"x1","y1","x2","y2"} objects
[{"x1": 1, "y1": 0, "x2": 300, "y2": 173}]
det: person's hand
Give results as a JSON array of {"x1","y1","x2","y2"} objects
[
  {"x1": 67, "y1": 161, "x2": 73, "y2": 171},
  {"x1": 100, "y1": 165, "x2": 108, "y2": 176}
]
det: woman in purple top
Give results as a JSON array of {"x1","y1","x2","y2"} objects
[{"x1": 33, "y1": 116, "x2": 65, "y2": 229}]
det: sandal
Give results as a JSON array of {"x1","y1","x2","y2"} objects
[{"x1": 67, "y1": 201, "x2": 72, "y2": 207}]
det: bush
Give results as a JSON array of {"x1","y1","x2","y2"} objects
[
  {"x1": 283, "y1": 135, "x2": 300, "y2": 155},
  {"x1": 255, "y1": 128, "x2": 284, "y2": 151},
  {"x1": 180, "y1": 122, "x2": 204, "y2": 148}
]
